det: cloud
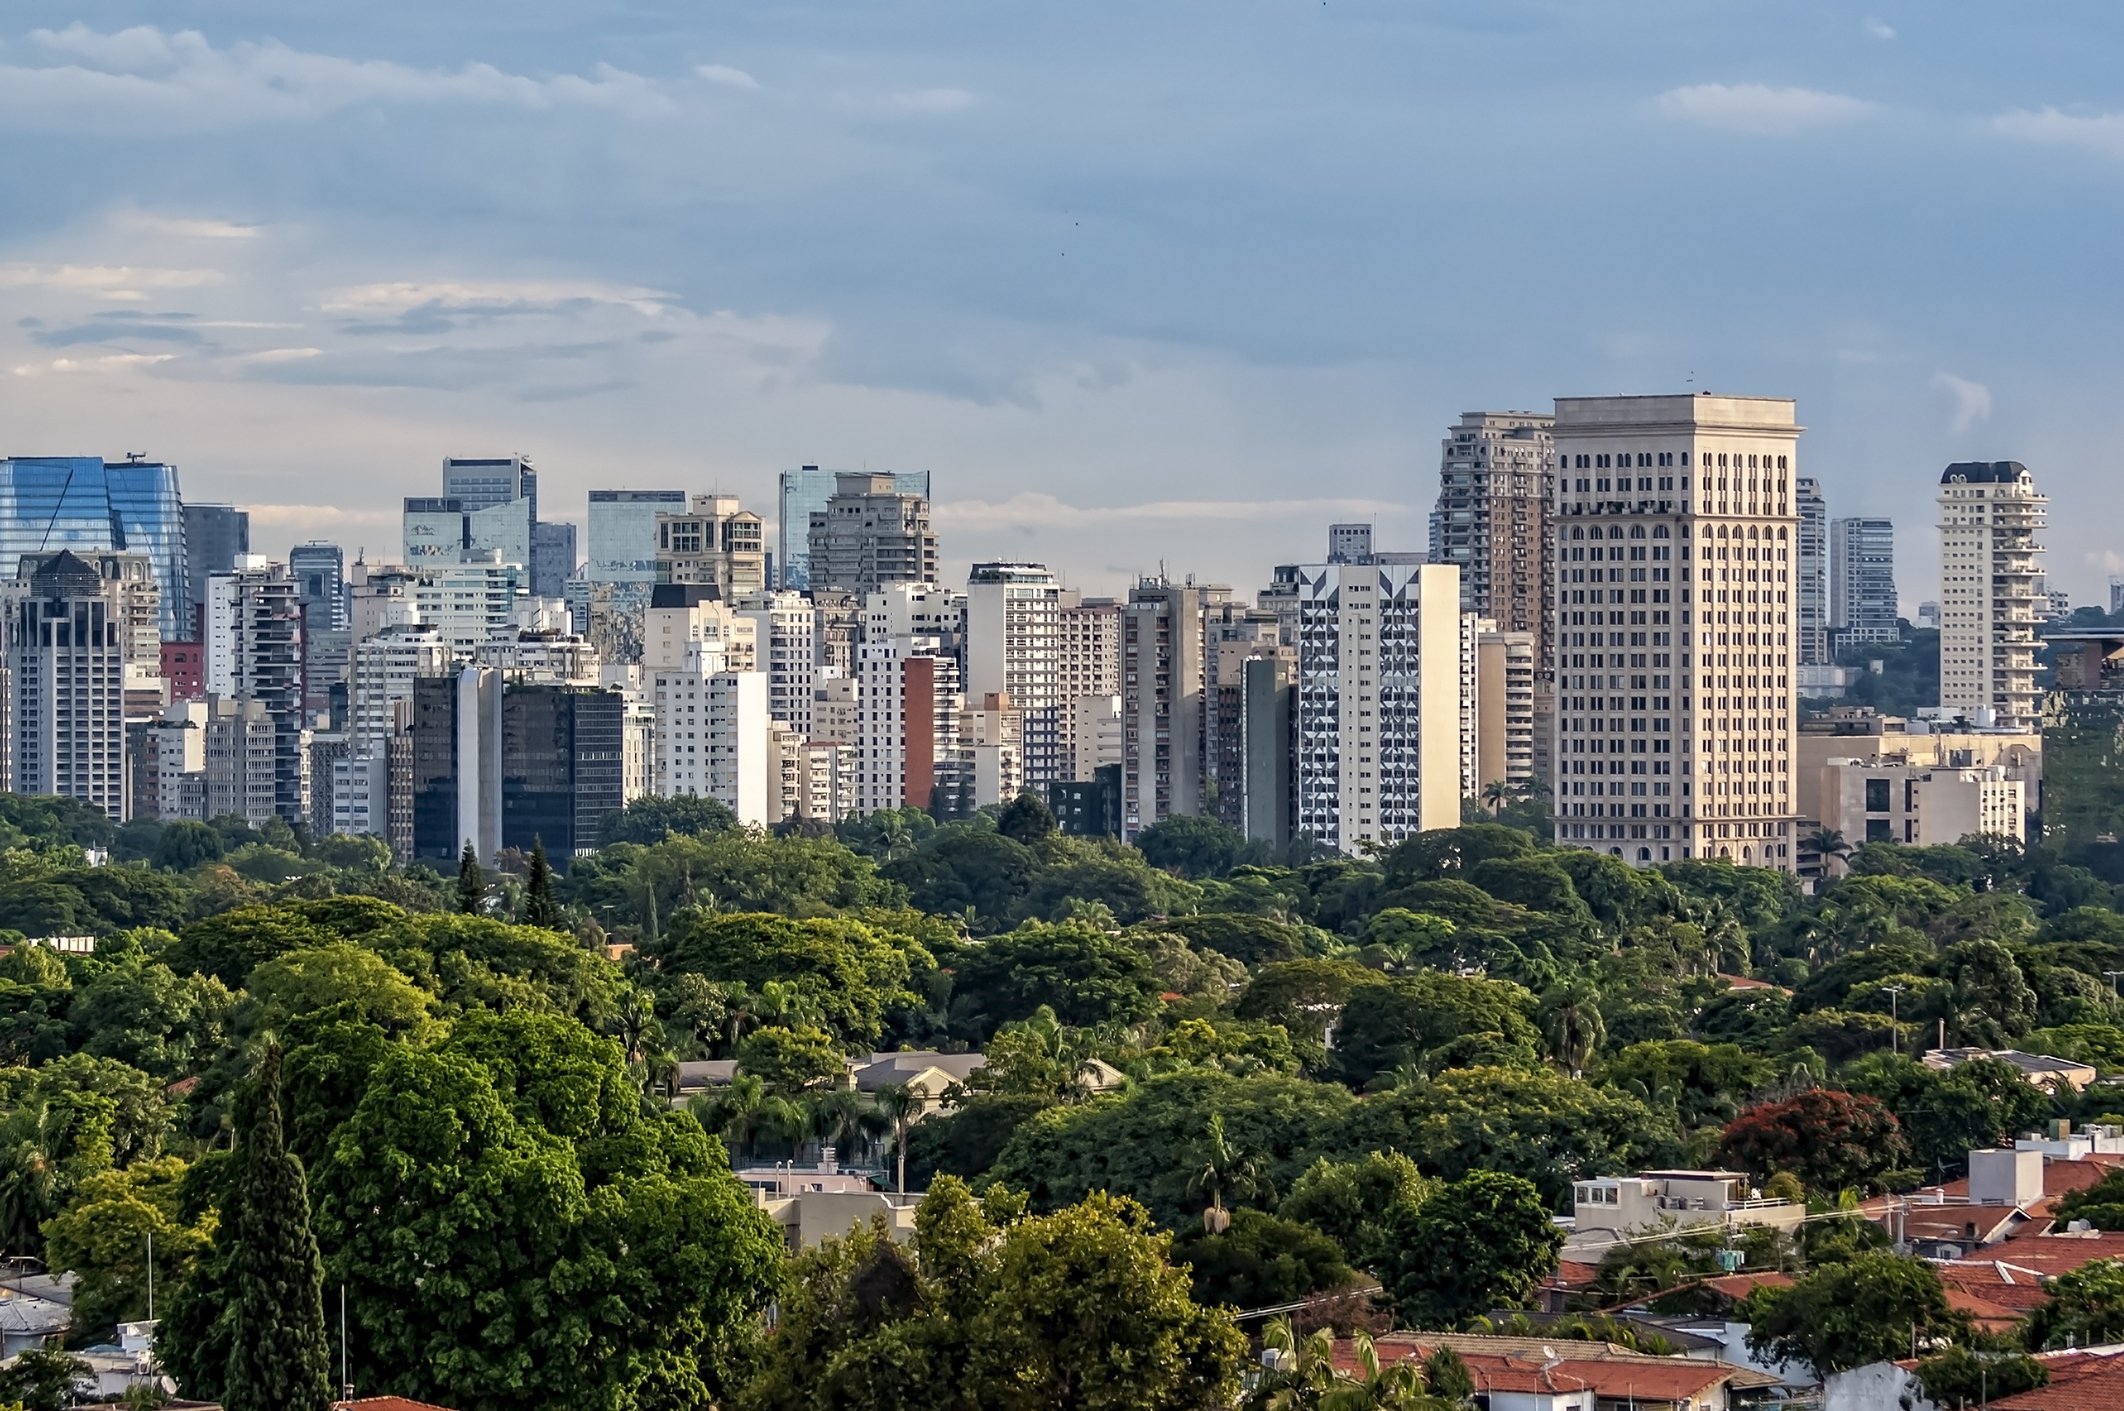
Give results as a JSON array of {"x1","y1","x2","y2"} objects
[
  {"x1": 1657, "y1": 83, "x2": 1876, "y2": 134},
  {"x1": 1993, "y1": 107, "x2": 2124, "y2": 158},
  {"x1": 318, "y1": 279, "x2": 675, "y2": 318},
  {"x1": 232, "y1": 346, "x2": 324, "y2": 363},
  {"x1": 1932, "y1": 371, "x2": 1993, "y2": 432},
  {"x1": 0, "y1": 24, "x2": 676, "y2": 132},
  {"x1": 0, "y1": 263, "x2": 226, "y2": 300},
  {"x1": 1864, "y1": 18, "x2": 1896, "y2": 40},
  {"x1": 12, "y1": 352, "x2": 177, "y2": 375},
  {"x1": 31, "y1": 322, "x2": 209, "y2": 348},
  {"x1": 697, "y1": 64, "x2": 759, "y2": 91},
  {"x1": 937, "y1": 491, "x2": 1412, "y2": 532},
  {"x1": 115, "y1": 212, "x2": 261, "y2": 239},
  {"x1": 876, "y1": 87, "x2": 976, "y2": 114}
]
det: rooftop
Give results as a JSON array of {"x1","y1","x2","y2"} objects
[{"x1": 1941, "y1": 460, "x2": 2032, "y2": 485}]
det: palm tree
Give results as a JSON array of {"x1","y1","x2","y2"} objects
[
  {"x1": 1258, "y1": 1319, "x2": 1435, "y2": 1410},
  {"x1": 1540, "y1": 980, "x2": 1606, "y2": 1078},
  {"x1": 1187, "y1": 1113, "x2": 1265, "y2": 1234},
  {"x1": 692, "y1": 1074, "x2": 801, "y2": 1165},
  {"x1": 873, "y1": 1083, "x2": 922, "y2": 1193},
  {"x1": 753, "y1": 979, "x2": 820, "y2": 1030},
  {"x1": 1481, "y1": 779, "x2": 1513, "y2": 814},
  {"x1": 1804, "y1": 827, "x2": 1853, "y2": 877},
  {"x1": 805, "y1": 1087, "x2": 874, "y2": 1167}
]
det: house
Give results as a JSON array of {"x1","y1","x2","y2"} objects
[
  {"x1": 1336, "y1": 1334, "x2": 1781, "y2": 1411},
  {"x1": 674, "y1": 1049, "x2": 1125, "y2": 1108},
  {"x1": 1564, "y1": 1170, "x2": 1804, "y2": 1259},
  {"x1": 1826, "y1": 1346, "x2": 2124, "y2": 1411},
  {"x1": 0, "y1": 1289, "x2": 68, "y2": 1356},
  {"x1": 1861, "y1": 1142, "x2": 2124, "y2": 1258},
  {"x1": 1921, "y1": 1048, "x2": 2096, "y2": 1093}
]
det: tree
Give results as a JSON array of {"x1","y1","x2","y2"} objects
[
  {"x1": 946, "y1": 921, "x2": 1162, "y2": 1039},
  {"x1": 1915, "y1": 1347, "x2": 2049, "y2": 1410},
  {"x1": 2028, "y1": 1258, "x2": 2124, "y2": 1349},
  {"x1": 597, "y1": 793, "x2": 738, "y2": 846},
  {"x1": 1189, "y1": 1113, "x2": 1266, "y2": 1234},
  {"x1": 1805, "y1": 828, "x2": 1853, "y2": 877},
  {"x1": 1279, "y1": 1151, "x2": 1434, "y2": 1269},
  {"x1": 1538, "y1": 980, "x2": 1606, "y2": 1078},
  {"x1": 1744, "y1": 1252, "x2": 1964, "y2": 1375},
  {"x1": 739, "y1": 1178, "x2": 1244, "y2": 1411},
  {"x1": 997, "y1": 792, "x2": 1058, "y2": 846},
  {"x1": 522, "y1": 836, "x2": 559, "y2": 928},
  {"x1": 1329, "y1": 972, "x2": 1542, "y2": 1089},
  {"x1": 874, "y1": 1083, "x2": 921, "y2": 1193},
  {"x1": 42, "y1": 1156, "x2": 212, "y2": 1343},
  {"x1": 0, "y1": 1349, "x2": 91, "y2": 1411},
  {"x1": 1941, "y1": 939, "x2": 2038, "y2": 1047},
  {"x1": 968, "y1": 1006, "x2": 1107, "y2": 1103},
  {"x1": 1599, "y1": 1041, "x2": 1772, "y2": 1131},
  {"x1": 652, "y1": 912, "x2": 924, "y2": 1046},
  {"x1": 455, "y1": 843, "x2": 486, "y2": 915},
  {"x1": 1136, "y1": 813, "x2": 1259, "y2": 880},
  {"x1": 1717, "y1": 1089, "x2": 1909, "y2": 1194},
  {"x1": 153, "y1": 820, "x2": 225, "y2": 871},
  {"x1": 1175, "y1": 1209, "x2": 1353, "y2": 1310},
  {"x1": 223, "y1": 1046, "x2": 333, "y2": 1411},
  {"x1": 736, "y1": 1024, "x2": 847, "y2": 1094},
  {"x1": 1252, "y1": 1319, "x2": 1438, "y2": 1411},
  {"x1": 1378, "y1": 1172, "x2": 1561, "y2": 1330}
]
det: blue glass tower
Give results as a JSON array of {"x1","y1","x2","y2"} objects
[{"x1": 0, "y1": 456, "x2": 188, "y2": 638}]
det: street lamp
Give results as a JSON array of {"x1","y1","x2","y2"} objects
[{"x1": 1883, "y1": 983, "x2": 1908, "y2": 1056}]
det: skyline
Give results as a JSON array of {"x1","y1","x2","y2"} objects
[{"x1": 5, "y1": 2, "x2": 2123, "y2": 597}]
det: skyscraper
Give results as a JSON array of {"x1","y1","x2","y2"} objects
[
  {"x1": 182, "y1": 504, "x2": 248, "y2": 632},
  {"x1": 500, "y1": 684, "x2": 626, "y2": 858},
  {"x1": 443, "y1": 456, "x2": 536, "y2": 516},
  {"x1": 7, "y1": 551, "x2": 129, "y2": 818},
  {"x1": 288, "y1": 541, "x2": 348, "y2": 631},
  {"x1": 411, "y1": 667, "x2": 503, "y2": 863},
  {"x1": 1795, "y1": 476, "x2": 1829, "y2": 667},
  {"x1": 806, "y1": 473, "x2": 938, "y2": 598},
  {"x1": 531, "y1": 521, "x2": 577, "y2": 600},
  {"x1": 1550, "y1": 394, "x2": 1801, "y2": 870},
  {"x1": 966, "y1": 563, "x2": 1063, "y2": 790},
  {"x1": 1829, "y1": 517, "x2": 1898, "y2": 650},
  {"x1": 204, "y1": 557, "x2": 307, "y2": 822},
  {"x1": 1291, "y1": 561, "x2": 1465, "y2": 852},
  {"x1": 1938, "y1": 462, "x2": 2047, "y2": 730},
  {"x1": 1430, "y1": 412, "x2": 1555, "y2": 663},
  {"x1": 1119, "y1": 577, "x2": 1224, "y2": 837},
  {"x1": 0, "y1": 456, "x2": 188, "y2": 639},
  {"x1": 586, "y1": 490, "x2": 685, "y2": 582},
  {"x1": 778, "y1": 467, "x2": 931, "y2": 591},
  {"x1": 402, "y1": 496, "x2": 531, "y2": 572}
]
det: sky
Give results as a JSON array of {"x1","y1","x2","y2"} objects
[{"x1": 3, "y1": 1, "x2": 2123, "y2": 605}]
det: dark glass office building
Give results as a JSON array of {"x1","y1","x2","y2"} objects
[
  {"x1": 500, "y1": 685, "x2": 624, "y2": 861},
  {"x1": 0, "y1": 456, "x2": 188, "y2": 637}
]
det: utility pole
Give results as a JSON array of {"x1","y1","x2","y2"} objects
[
  {"x1": 1884, "y1": 983, "x2": 1907, "y2": 1055},
  {"x1": 2105, "y1": 970, "x2": 2124, "y2": 999}
]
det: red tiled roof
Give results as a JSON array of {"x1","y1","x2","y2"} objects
[
  {"x1": 1989, "y1": 1351, "x2": 2124, "y2": 1411},
  {"x1": 1544, "y1": 1259, "x2": 1602, "y2": 1289},
  {"x1": 1984, "y1": 1231, "x2": 2124, "y2": 1273},
  {"x1": 1704, "y1": 1271, "x2": 1794, "y2": 1301},
  {"x1": 335, "y1": 1399, "x2": 459, "y2": 1411},
  {"x1": 1941, "y1": 1284, "x2": 2027, "y2": 1331},
  {"x1": 1336, "y1": 1341, "x2": 1756, "y2": 1403},
  {"x1": 1938, "y1": 1261, "x2": 2056, "y2": 1314}
]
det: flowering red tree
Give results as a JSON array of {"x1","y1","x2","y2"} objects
[{"x1": 1716, "y1": 1088, "x2": 1908, "y2": 1194}]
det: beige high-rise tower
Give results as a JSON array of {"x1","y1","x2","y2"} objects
[
  {"x1": 1550, "y1": 394, "x2": 1801, "y2": 870},
  {"x1": 1937, "y1": 462, "x2": 2046, "y2": 731}
]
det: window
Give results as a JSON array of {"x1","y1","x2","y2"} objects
[{"x1": 1865, "y1": 778, "x2": 1891, "y2": 812}]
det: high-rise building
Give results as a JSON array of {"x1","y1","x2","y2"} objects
[
  {"x1": 587, "y1": 490, "x2": 686, "y2": 583},
  {"x1": 653, "y1": 660, "x2": 772, "y2": 823},
  {"x1": 6, "y1": 551, "x2": 129, "y2": 818},
  {"x1": 411, "y1": 667, "x2": 503, "y2": 864},
  {"x1": 856, "y1": 636, "x2": 966, "y2": 817},
  {"x1": 1289, "y1": 561, "x2": 1464, "y2": 852},
  {"x1": 1829, "y1": 517, "x2": 1898, "y2": 650},
  {"x1": 736, "y1": 591, "x2": 818, "y2": 738},
  {"x1": 1238, "y1": 655, "x2": 1295, "y2": 852},
  {"x1": 966, "y1": 563, "x2": 1063, "y2": 791},
  {"x1": 778, "y1": 467, "x2": 931, "y2": 591},
  {"x1": 500, "y1": 684, "x2": 625, "y2": 859},
  {"x1": 1938, "y1": 462, "x2": 2047, "y2": 731},
  {"x1": 1550, "y1": 394, "x2": 1801, "y2": 870},
  {"x1": 402, "y1": 496, "x2": 532, "y2": 573},
  {"x1": 410, "y1": 556, "x2": 525, "y2": 659},
  {"x1": 1205, "y1": 598, "x2": 1287, "y2": 833},
  {"x1": 645, "y1": 586, "x2": 758, "y2": 673},
  {"x1": 1795, "y1": 476, "x2": 1829, "y2": 667},
  {"x1": 1058, "y1": 593, "x2": 1121, "y2": 782},
  {"x1": 1430, "y1": 412, "x2": 1555, "y2": 663},
  {"x1": 808, "y1": 473, "x2": 938, "y2": 598},
  {"x1": 348, "y1": 621, "x2": 449, "y2": 748},
  {"x1": 0, "y1": 456, "x2": 188, "y2": 639},
  {"x1": 204, "y1": 695, "x2": 279, "y2": 828},
  {"x1": 1119, "y1": 577, "x2": 1225, "y2": 837},
  {"x1": 181, "y1": 504, "x2": 248, "y2": 634},
  {"x1": 1477, "y1": 626, "x2": 1538, "y2": 795},
  {"x1": 532, "y1": 521, "x2": 577, "y2": 600},
  {"x1": 444, "y1": 456, "x2": 536, "y2": 516},
  {"x1": 204, "y1": 556, "x2": 307, "y2": 822},
  {"x1": 653, "y1": 494, "x2": 767, "y2": 598},
  {"x1": 289, "y1": 542, "x2": 348, "y2": 631}
]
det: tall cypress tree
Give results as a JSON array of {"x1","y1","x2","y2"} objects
[
  {"x1": 456, "y1": 842, "x2": 486, "y2": 915},
  {"x1": 524, "y1": 835, "x2": 558, "y2": 928},
  {"x1": 223, "y1": 1044, "x2": 333, "y2": 1411}
]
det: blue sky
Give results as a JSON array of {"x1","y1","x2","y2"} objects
[{"x1": 2, "y1": 1, "x2": 2121, "y2": 602}]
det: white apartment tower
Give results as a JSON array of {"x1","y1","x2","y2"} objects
[
  {"x1": 856, "y1": 636, "x2": 965, "y2": 816},
  {"x1": 1795, "y1": 477, "x2": 1829, "y2": 667},
  {"x1": 1431, "y1": 411, "x2": 1556, "y2": 663},
  {"x1": 966, "y1": 563, "x2": 1063, "y2": 790},
  {"x1": 8, "y1": 552, "x2": 130, "y2": 819},
  {"x1": 1550, "y1": 394, "x2": 1801, "y2": 870},
  {"x1": 1291, "y1": 562, "x2": 1464, "y2": 852},
  {"x1": 1058, "y1": 593, "x2": 1121, "y2": 782},
  {"x1": 1938, "y1": 462, "x2": 2046, "y2": 730},
  {"x1": 652, "y1": 657, "x2": 772, "y2": 826},
  {"x1": 735, "y1": 590, "x2": 818, "y2": 738}
]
